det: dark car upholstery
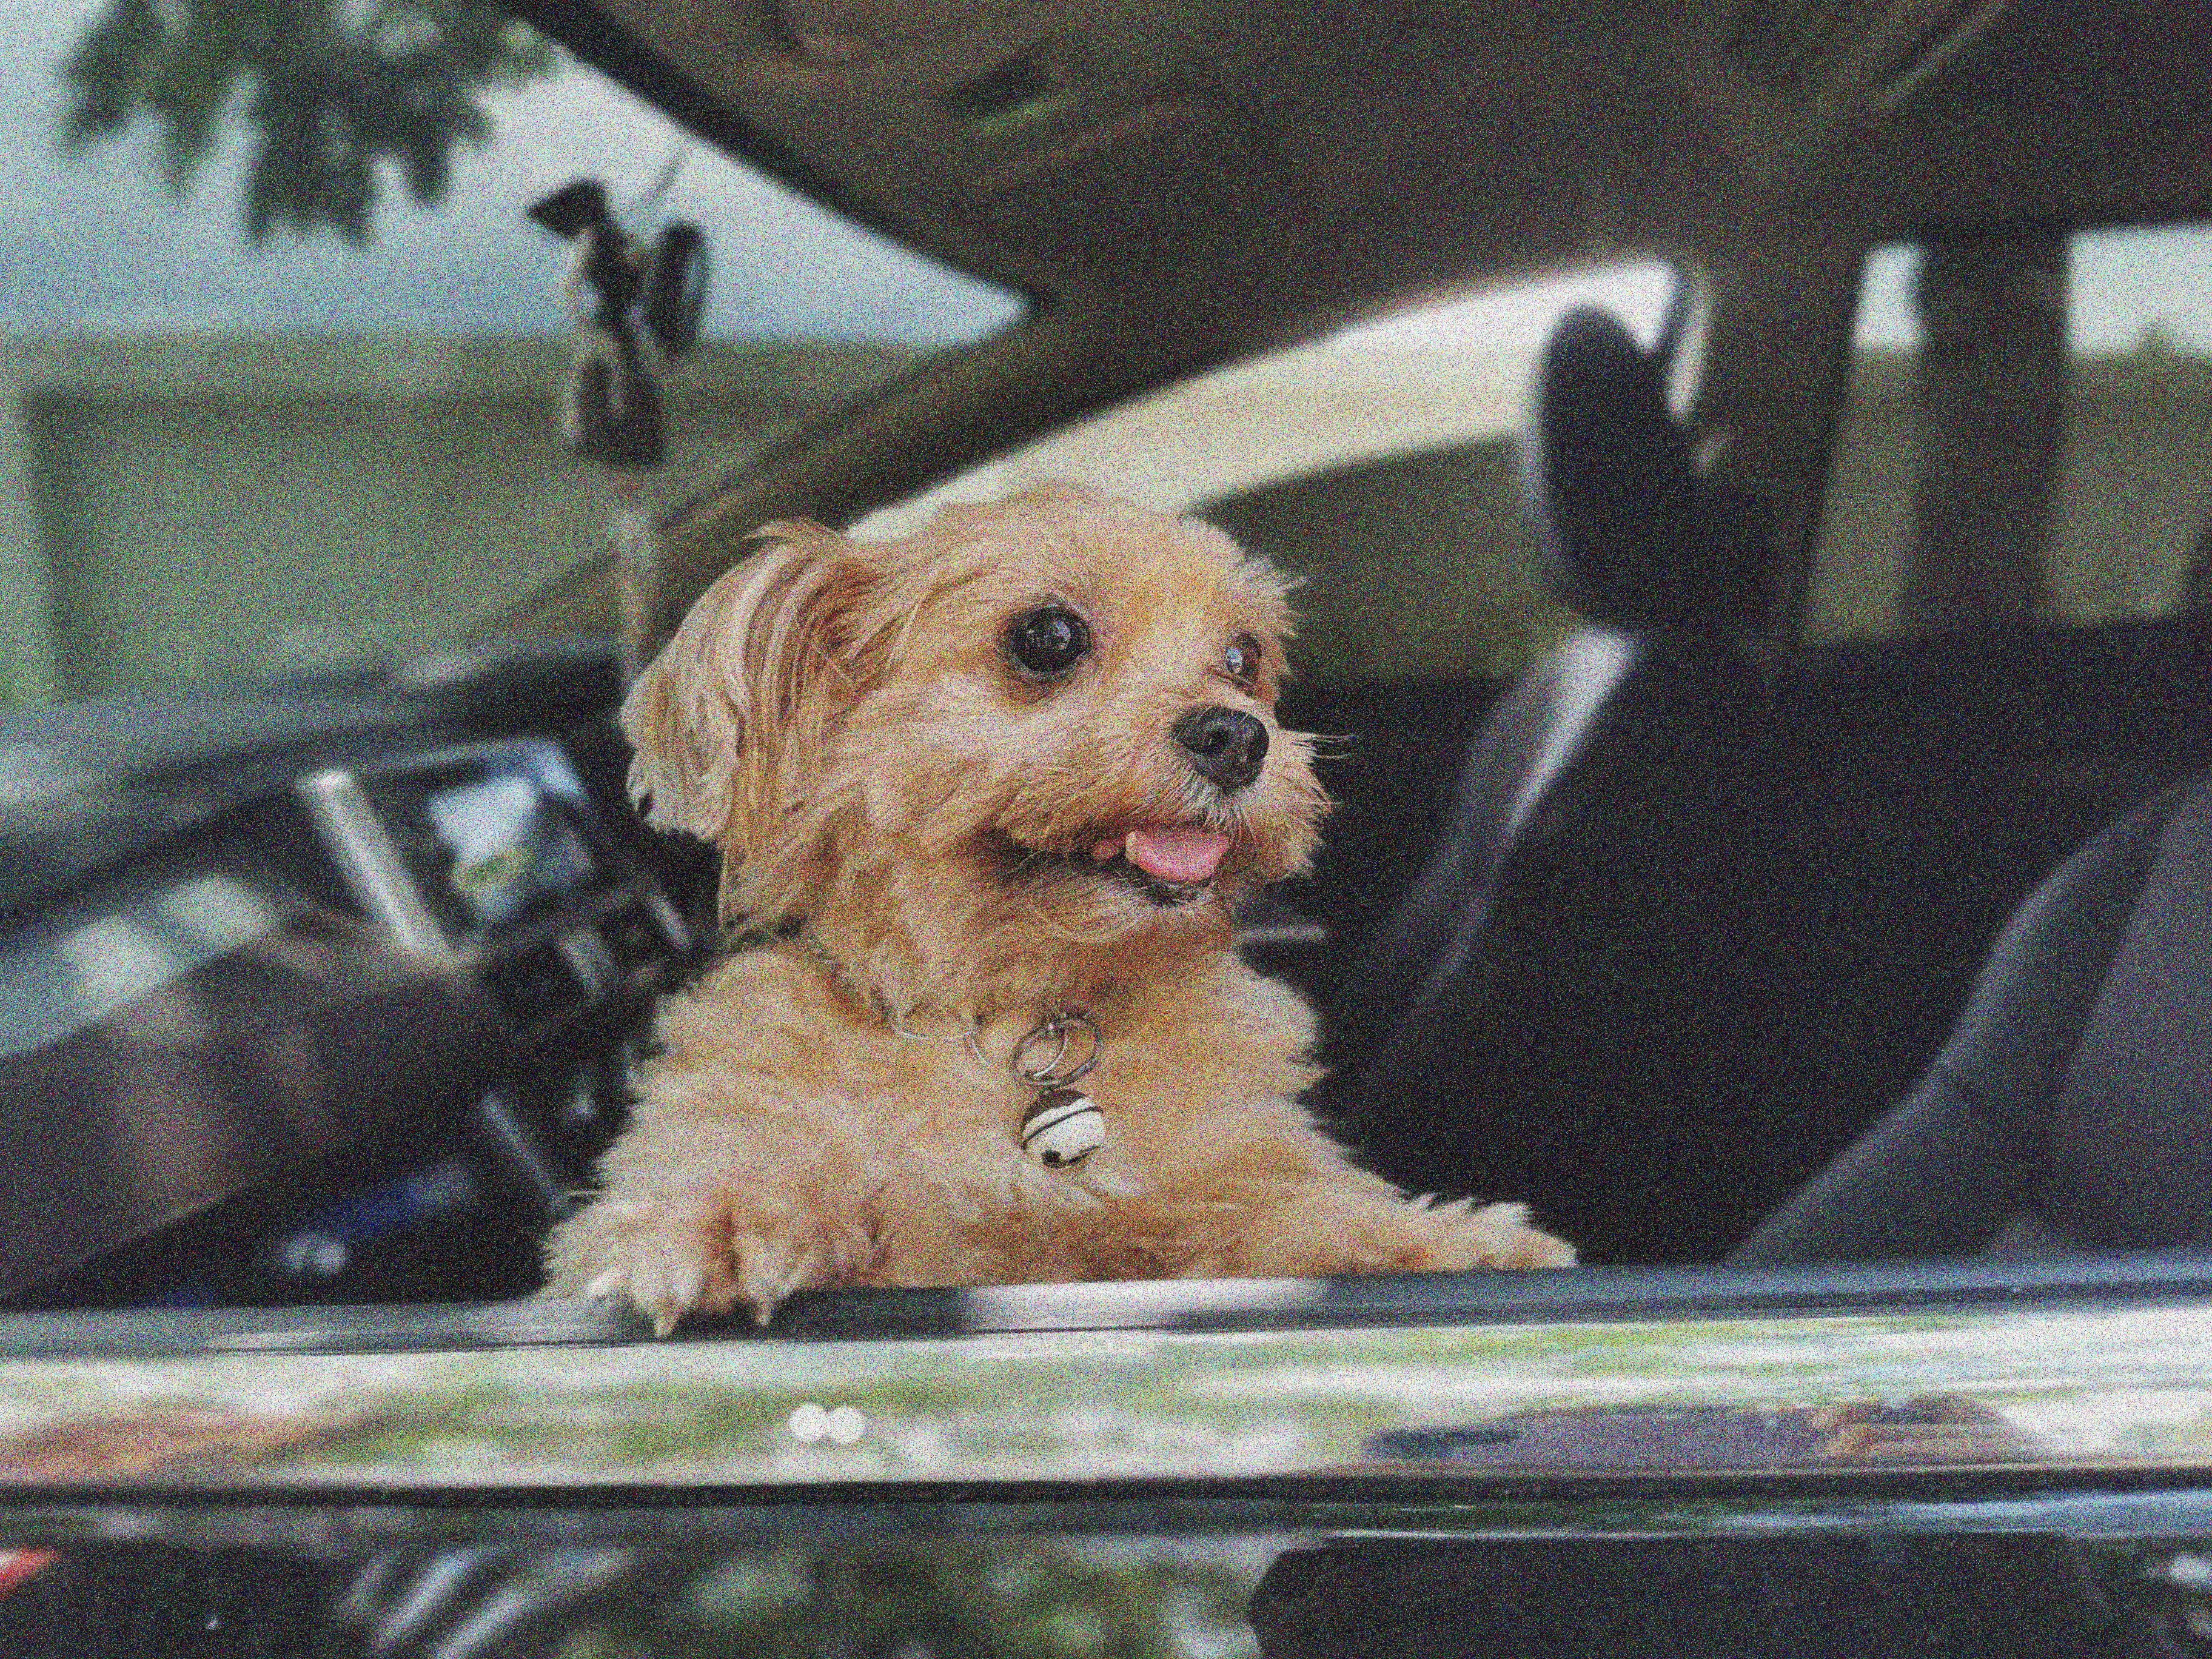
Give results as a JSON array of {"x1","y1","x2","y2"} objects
[
  {"x1": 1309, "y1": 310, "x2": 1783, "y2": 1261},
  {"x1": 1734, "y1": 767, "x2": 2212, "y2": 1264},
  {"x1": 1317, "y1": 310, "x2": 2212, "y2": 1265}
]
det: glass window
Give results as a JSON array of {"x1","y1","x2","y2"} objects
[
  {"x1": 0, "y1": 0, "x2": 1022, "y2": 707},
  {"x1": 857, "y1": 263, "x2": 1679, "y2": 684},
  {"x1": 1808, "y1": 224, "x2": 2212, "y2": 638}
]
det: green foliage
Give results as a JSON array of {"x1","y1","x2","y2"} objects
[{"x1": 59, "y1": 0, "x2": 556, "y2": 243}]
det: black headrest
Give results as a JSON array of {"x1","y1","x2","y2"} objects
[{"x1": 1523, "y1": 307, "x2": 1768, "y2": 632}]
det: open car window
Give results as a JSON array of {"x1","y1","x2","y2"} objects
[
  {"x1": 1808, "y1": 222, "x2": 2212, "y2": 639},
  {"x1": 0, "y1": 4, "x2": 1021, "y2": 709}
]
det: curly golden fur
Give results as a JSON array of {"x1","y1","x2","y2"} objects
[{"x1": 545, "y1": 487, "x2": 1571, "y2": 1329}]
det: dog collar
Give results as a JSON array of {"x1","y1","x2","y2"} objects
[
  {"x1": 793, "y1": 933, "x2": 1107, "y2": 1148},
  {"x1": 795, "y1": 932, "x2": 1099, "y2": 1070}
]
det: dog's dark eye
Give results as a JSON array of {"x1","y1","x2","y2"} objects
[
  {"x1": 1006, "y1": 606, "x2": 1091, "y2": 676},
  {"x1": 1224, "y1": 634, "x2": 1264, "y2": 688}
]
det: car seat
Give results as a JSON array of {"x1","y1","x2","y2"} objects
[
  {"x1": 1316, "y1": 307, "x2": 1795, "y2": 1262},
  {"x1": 1319, "y1": 307, "x2": 2193, "y2": 1264},
  {"x1": 1733, "y1": 768, "x2": 2212, "y2": 1262}
]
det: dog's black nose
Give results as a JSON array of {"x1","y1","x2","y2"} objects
[{"x1": 1172, "y1": 705, "x2": 1269, "y2": 792}]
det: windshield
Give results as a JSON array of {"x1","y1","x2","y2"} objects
[{"x1": 0, "y1": 0, "x2": 1021, "y2": 708}]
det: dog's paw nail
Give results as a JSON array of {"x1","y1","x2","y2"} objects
[
  {"x1": 628, "y1": 1266, "x2": 672, "y2": 1317},
  {"x1": 736, "y1": 1236, "x2": 796, "y2": 1298},
  {"x1": 776, "y1": 1248, "x2": 820, "y2": 1301},
  {"x1": 650, "y1": 1305, "x2": 680, "y2": 1338},
  {"x1": 669, "y1": 1263, "x2": 707, "y2": 1309}
]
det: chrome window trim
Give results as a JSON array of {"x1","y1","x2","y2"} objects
[{"x1": 0, "y1": 1263, "x2": 2207, "y2": 1532}]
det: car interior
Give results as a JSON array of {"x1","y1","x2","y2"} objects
[
  {"x1": 8, "y1": 1, "x2": 2212, "y2": 1653},
  {"x1": 2, "y1": 0, "x2": 2211, "y2": 1329}
]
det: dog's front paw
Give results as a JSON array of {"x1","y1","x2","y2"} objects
[
  {"x1": 544, "y1": 1191, "x2": 834, "y2": 1333},
  {"x1": 1201, "y1": 1190, "x2": 1575, "y2": 1279},
  {"x1": 1409, "y1": 1199, "x2": 1577, "y2": 1272}
]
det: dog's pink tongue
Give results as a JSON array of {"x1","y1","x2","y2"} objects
[{"x1": 1124, "y1": 826, "x2": 1232, "y2": 885}]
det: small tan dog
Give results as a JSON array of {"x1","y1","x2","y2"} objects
[{"x1": 545, "y1": 487, "x2": 1572, "y2": 1329}]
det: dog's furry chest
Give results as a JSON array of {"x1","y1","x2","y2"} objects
[{"x1": 642, "y1": 941, "x2": 1325, "y2": 1284}]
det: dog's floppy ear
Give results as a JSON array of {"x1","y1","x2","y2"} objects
[{"x1": 620, "y1": 522, "x2": 880, "y2": 851}]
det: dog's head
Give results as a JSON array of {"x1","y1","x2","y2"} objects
[{"x1": 623, "y1": 487, "x2": 1327, "y2": 1003}]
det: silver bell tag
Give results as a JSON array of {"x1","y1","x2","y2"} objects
[{"x1": 1019, "y1": 1087, "x2": 1106, "y2": 1170}]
